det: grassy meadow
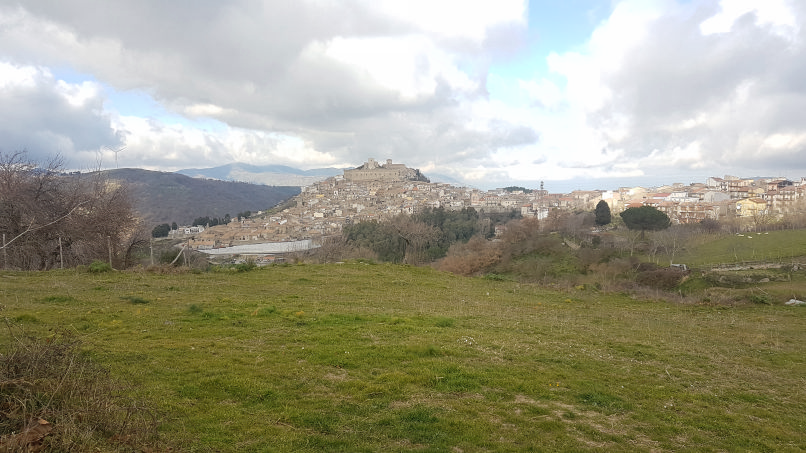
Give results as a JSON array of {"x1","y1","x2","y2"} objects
[
  {"x1": 1, "y1": 262, "x2": 805, "y2": 452},
  {"x1": 675, "y1": 229, "x2": 806, "y2": 267}
]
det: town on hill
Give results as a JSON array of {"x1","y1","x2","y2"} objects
[{"x1": 177, "y1": 158, "x2": 806, "y2": 255}]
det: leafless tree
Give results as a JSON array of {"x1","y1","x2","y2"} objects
[
  {"x1": 0, "y1": 150, "x2": 147, "y2": 270},
  {"x1": 389, "y1": 214, "x2": 441, "y2": 265}
]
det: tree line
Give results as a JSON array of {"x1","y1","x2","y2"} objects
[{"x1": 330, "y1": 207, "x2": 518, "y2": 265}]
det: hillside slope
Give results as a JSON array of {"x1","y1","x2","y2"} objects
[{"x1": 101, "y1": 168, "x2": 300, "y2": 225}]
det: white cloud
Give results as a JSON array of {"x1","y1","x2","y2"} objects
[
  {"x1": 700, "y1": 0, "x2": 798, "y2": 38},
  {"x1": 318, "y1": 35, "x2": 478, "y2": 101},
  {"x1": 525, "y1": 0, "x2": 806, "y2": 182},
  {"x1": 369, "y1": 0, "x2": 526, "y2": 42},
  {"x1": 2, "y1": 0, "x2": 805, "y2": 188}
]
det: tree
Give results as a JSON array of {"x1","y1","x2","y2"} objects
[
  {"x1": 620, "y1": 206, "x2": 671, "y2": 239},
  {"x1": 0, "y1": 150, "x2": 146, "y2": 270},
  {"x1": 594, "y1": 200, "x2": 612, "y2": 226},
  {"x1": 344, "y1": 220, "x2": 405, "y2": 263},
  {"x1": 152, "y1": 223, "x2": 171, "y2": 238},
  {"x1": 171, "y1": 222, "x2": 178, "y2": 231},
  {"x1": 388, "y1": 214, "x2": 441, "y2": 265}
]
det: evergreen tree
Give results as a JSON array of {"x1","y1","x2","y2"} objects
[
  {"x1": 151, "y1": 223, "x2": 171, "y2": 238},
  {"x1": 620, "y1": 206, "x2": 671, "y2": 239},
  {"x1": 594, "y1": 200, "x2": 612, "y2": 226}
]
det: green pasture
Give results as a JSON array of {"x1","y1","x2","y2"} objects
[
  {"x1": 1, "y1": 263, "x2": 805, "y2": 452},
  {"x1": 674, "y1": 228, "x2": 806, "y2": 267}
]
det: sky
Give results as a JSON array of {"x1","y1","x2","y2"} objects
[{"x1": 1, "y1": 0, "x2": 805, "y2": 191}]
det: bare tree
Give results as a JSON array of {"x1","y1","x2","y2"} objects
[
  {"x1": 0, "y1": 150, "x2": 147, "y2": 270},
  {"x1": 389, "y1": 214, "x2": 441, "y2": 265}
]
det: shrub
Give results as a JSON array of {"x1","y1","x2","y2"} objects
[
  {"x1": 88, "y1": 260, "x2": 113, "y2": 273},
  {"x1": 747, "y1": 291, "x2": 772, "y2": 305},
  {"x1": 437, "y1": 236, "x2": 501, "y2": 276},
  {"x1": 159, "y1": 249, "x2": 183, "y2": 265},
  {"x1": 234, "y1": 260, "x2": 257, "y2": 272},
  {"x1": 635, "y1": 268, "x2": 687, "y2": 290}
]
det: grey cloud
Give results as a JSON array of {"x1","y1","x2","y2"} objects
[
  {"x1": 0, "y1": 0, "x2": 529, "y2": 172},
  {"x1": 0, "y1": 70, "x2": 120, "y2": 165}
]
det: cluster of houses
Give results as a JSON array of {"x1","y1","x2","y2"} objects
[{"x1": 179, "y1": 160, "x2": 806, "y2": 254}]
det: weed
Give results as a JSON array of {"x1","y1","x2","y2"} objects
[
  {"x1": 434, "y1": 317, "x2": 455, "y2": 327},
  {"x1": 41, "y1": 295, "x2": 77, "y2": 303},
  {"x1": 0, "y1": 326, "x2": 162, "y2": 451},
  {"x1": 188, "y1": 304, "x2": 203, "y2": 314},
  {"x1": 252, "y1": 306, "x2": 277, "y2": 316},
  {"x1": 234, "y1": 261, "x2": 257, "y2": 272},
  {"x1": 12, "y1": 314, "x2": 39, "y2": 323},
  {"x1": 748, "y1": 292, "x2": 772, "y2": 305},
  {"x1": 121, "y1": 296, "x2": 150, "y2": 304},
  {"x1": 87, "y1": 260, "x2": 113, "y2": 273}
]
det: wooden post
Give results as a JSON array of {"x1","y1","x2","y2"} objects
[
  {"x1": 2, "y1": 233, "x2": 6, "y2": 269},
  {"x1": 108, "y1": 236, "x2": 113, "y2": 268},
  {"x1": 150, "y1": 238, "x2": 154, "y2": 266},
  {"x1": 58, "y1": 236, "x2": 64, "y2": 269}
]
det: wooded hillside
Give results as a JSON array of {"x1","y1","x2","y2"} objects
[{"x1": 100, "y1": 168, "x2": 300, "y2": 225}]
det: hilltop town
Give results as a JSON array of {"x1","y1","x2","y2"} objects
[{"x1": 180, "y1": 158, "x2": 806, "y2": 253}]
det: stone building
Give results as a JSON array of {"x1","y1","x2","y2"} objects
[{"x1": 343, "y1": 158, "x2": 429, "y2": 183}]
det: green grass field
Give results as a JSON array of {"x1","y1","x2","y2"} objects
[
  {"x1": 674, "y1": 229, "x2": 806, "y2": 267},
  {"x1": 1, "y1": 262, "x2": 805, "y2": 451}
]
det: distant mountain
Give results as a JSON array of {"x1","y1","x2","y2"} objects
[
  {"x1": 101, "y1": 168, "x2": 301, "y2": 225},
  {"x1": 427, "y1": 173, "x2": 467, "y2": 187},
  {"x1": 178, "y1": 163, "x2": 344, "y2": 186}
]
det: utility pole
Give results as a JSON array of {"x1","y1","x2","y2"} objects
[
  {"x1": 108, "y1": 236, "x2": 113, "y2": 269},
  {"x1": 58, "y1": 236, "x2": 64, "y2": 269},
  {"x1": 2, "y1": 233, "x2": 6, "y2": 269}
]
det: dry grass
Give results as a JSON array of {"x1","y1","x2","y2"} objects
[{"x1": 0, "y1": 322, "x2": 162, "y2": 452}]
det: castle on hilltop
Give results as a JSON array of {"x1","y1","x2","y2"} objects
[{"x1": 343, "y1": 158, "x2": 429, "y2": 183}]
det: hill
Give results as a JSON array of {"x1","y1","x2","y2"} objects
[{"x1": 101, "y1": 168, "x2": 300, "y2": 225}]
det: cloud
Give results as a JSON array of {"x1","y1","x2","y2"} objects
[
  {"x1": 0, "y1": 0, "x2": 534, "y2": 177},
  {"x1": 580, "y1": 0, "x2": 806, "y2": 176},
  {"x1": 2, "y1": 0, "x2": 805, "y2": 188},
  {"x1": 0, "y1": 62, "x2": 120, "y2": 165}
]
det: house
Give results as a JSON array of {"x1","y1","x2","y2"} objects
[
  {"x1": 735, "y1": 198, "x2": 768, "y2": 217},
  {"x1": 676, "y1": 202, "x2": 723, "y2": 224}
]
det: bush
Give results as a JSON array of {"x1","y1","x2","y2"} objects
[
  {"x1": 159, "y1": 249, "x2": 183, "y2": 265},
  {"x1": 437, "y1": 236, "x2": 501, "y2": 276},
  {"x1": 635, "y1": 268, "x2": 687, "y2": 290},
  {"x1": 87, "y1": 260, "x2": 113, "y2": 273},
  {"x1": 234, "y1": 260, "x2": 257, "y2": 272},
  {"x1": 747, "y1": 291, "x2": 772, "y2": 305}
]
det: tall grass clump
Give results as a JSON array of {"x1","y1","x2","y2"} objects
[
  {"x1": 0, "y1": 325, "x2": 162, "y2": 452},
  {"x1": 87, "y1": 260, "x2": 112, "y2": 273}
]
